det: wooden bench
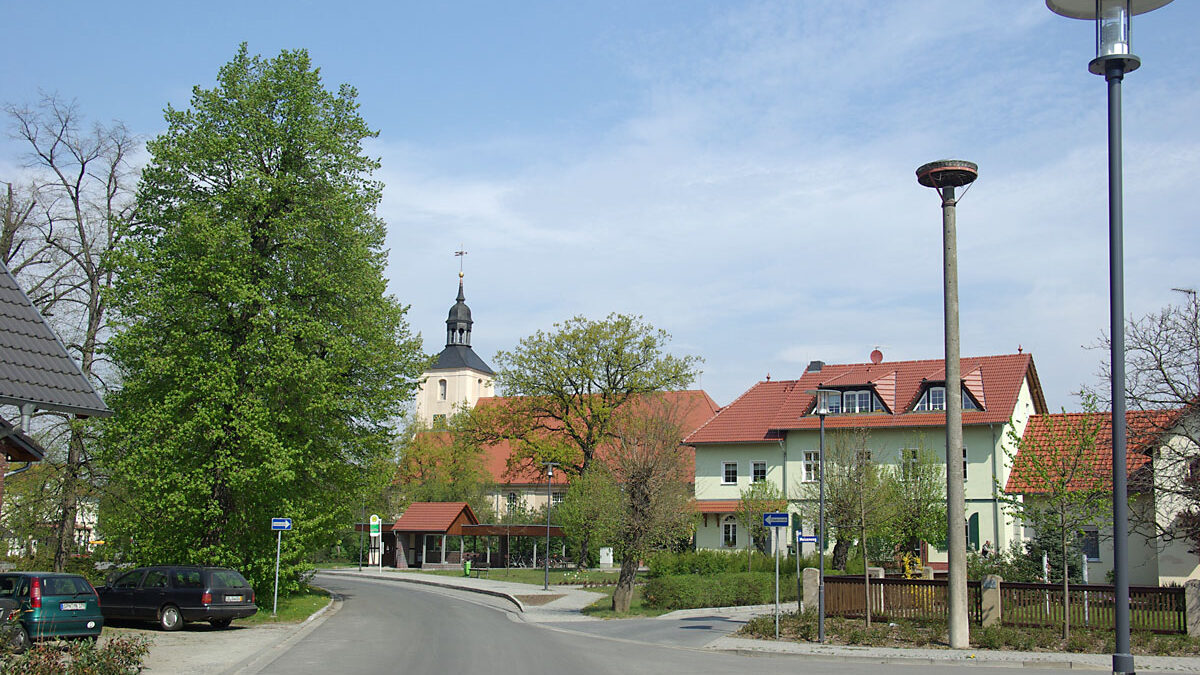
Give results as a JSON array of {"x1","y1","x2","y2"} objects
[{"x1": 470, "y1": 565, "x2": 490, "y2": 579}]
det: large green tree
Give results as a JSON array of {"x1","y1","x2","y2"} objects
[{"x1": 99, "y1": 46, "x2": 425, "y2": 595}]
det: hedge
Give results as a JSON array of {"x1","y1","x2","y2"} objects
[{"x1": 642, "y1": 571, "x2": 797, "y2": 610}]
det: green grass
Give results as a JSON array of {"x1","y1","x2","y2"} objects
[
  {"x1": 420, "y1": 567, "x2": 620, "y2": 586},
  {"x1": 580, "y1": 585, "x2": 669, "y2": 618},
  {"x1": 242, "y1": 587, "x2": 330, "y2": 625}
]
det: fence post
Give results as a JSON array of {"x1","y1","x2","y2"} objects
[
  {"x1": 803, "y1": 567, "x2": 819, "y2": 613},
  {"x1": 1186, "y1": 579, "x2": 1200, "y2": 637},
  {"x1": 981, "y1": 574, "x2": 1002, "y2": 627}
]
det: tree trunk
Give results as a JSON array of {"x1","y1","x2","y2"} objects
[
  {"x1": 832, "y1": 538, "x2": 851, "y2": 571},
  {"x1": 1061, "y1": 516, "x2": 1070, "y2": 640},
  {"x1": 53, "y1": 425, "x2": 85, "y2": 572},
  {"x1": 612, "y1": 555, "x2": 638, "y2": 612}
]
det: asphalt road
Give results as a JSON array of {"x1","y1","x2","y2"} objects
[{"x1": 253, "y1": 573, "x2": 1097, "y2": 675}]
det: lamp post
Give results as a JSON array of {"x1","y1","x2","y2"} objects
[
  {"x1": 917, "y1": 159, "x2": 978, "y2": 650},
  {"x1": 543, "y1": 461, "x2": 558, "y2": 590},
  {"x1": 1046, "y1": 3, "x2": 1175, "y2": 673},
  {"x1": 805, "y1": 389, "x2": 828, "y2": 644}
]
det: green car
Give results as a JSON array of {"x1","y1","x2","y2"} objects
[{"x1": 0, "y1": 572, "x2": 104, "y2": 652}]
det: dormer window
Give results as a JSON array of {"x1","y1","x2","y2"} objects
[
  {"x1": 915, "y1": 386, "x2": 980, "y2": 412},
  {"x1": 814, "y1": 389, "x2": 884, "y2": 415},
  {"x1": 815, "y1": 390, "x2": 841, "y2": 414}
]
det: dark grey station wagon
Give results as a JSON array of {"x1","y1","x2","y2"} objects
[{"x1": 97, "y1": 566, "x2": 257, "y2": 630}]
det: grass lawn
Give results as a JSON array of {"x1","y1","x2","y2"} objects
[
  {"x1": 420, "y1": 567, "x2": 620, "y2": 586},
  {"x1": 241, "y1": 587, "x2": 331, "y2": 625},
  {"x1": 580, "y1": 585, "x2": 670, "y2": 619}
]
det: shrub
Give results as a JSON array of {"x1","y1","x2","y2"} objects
[
  {"x1": 2, "y1": 634, "x2": 150, "y2": 674},
  {"x1": 646, "y1": 550, "x2": 815, "y2": 578},
  {"x1": 643, "y1": 571, "x2": 797, "y2": 609}
]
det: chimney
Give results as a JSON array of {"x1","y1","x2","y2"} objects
[{"x1": 806, "y1": 360, "x2": 824, "y2": 373}]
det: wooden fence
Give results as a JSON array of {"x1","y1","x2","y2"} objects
[
  {"x1": 1001, "y1": 582, "x2": 1185, "y2": 634},
  {"x1": 824, "y1": 575, "x2": 982, "y2": 623},
  {"x1": 821, "y1": 575, "x2": 1185, "y2": 634}
]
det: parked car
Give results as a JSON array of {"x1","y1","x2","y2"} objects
[
  {"x1": 0, "y1": 571, "x2": 104, "y2": 652},
  {"x1": 97, "y1": 566, "x2": 257, "y2": 631}
]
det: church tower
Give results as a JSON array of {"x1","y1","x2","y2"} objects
[{"x1": 414, "y1": 273, "x2": 495, "y2": 427}]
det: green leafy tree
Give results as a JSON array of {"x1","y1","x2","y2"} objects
[
  {"x1": 557, "y1": 464, "x2": 620, "y2": 568},
  {"x1": 734, "y1": 480, "x2": 787, "y2": 565},
  {"x1": 393, "y1": 412, "x2": 496, "y2": 523},
  {"x1": 99, "y1": 46, "x2": 425, "y2": 597},
  {"x1": 1000, "y1": 395, "x2": 1110, "y2": 639},
  {"x1": 484, "y1": 313, "x2": 698, "y2": 565},
  {"x1": 888, "y1": 437, "x2": 947, "y2": 556}
]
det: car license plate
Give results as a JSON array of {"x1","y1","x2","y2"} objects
[
  {"x1": 224, "y1": 595, "x2": 243, "y2": 602},
  {"x1": 60, "y1": 602, "x2": 86, "y2": 611}
]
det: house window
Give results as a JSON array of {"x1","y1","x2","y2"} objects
[
  {"x1": 803, "y1": 451, "x2": 820, "y2": 482},
  {"x1": 752, "y1": 461, "x2": 767, "y2": 482},
  {"x1": 438, "y1": 379, "x2": 447, "y2": 401},
  {"x1": 723, "y1": 517, "x2": 737, "y2": 547},
  {"x1": 432, "y1": 414, "x2": 447, "y2": 429},
  {"x1": 1080, "y1": 529, "x2": 1100, "y2": 561},
  {"x1": 842, "y1": 390, "x2": 877, "y2": 413},
  {"x1": 963, "y1": 446, "x2": 968, "y2": 480},
  {"x1": 915, "y1": 386, "x2": 980, "y2": 411},
  {"x1": 901, "y1": 448, "x2": 919, "y2": 476},
  {"x1": 506, "y1": 492, "x2": 518, "y2": 510},
  {"x1": 551, "y1": 492, "x2": 564, "y2": 506},
  {"x1": 722, "y1": 462, "x2": 738, "y2": 485},
  {"x1": 816, "y1": 390, "x2": 841, "y2": 415},
  {"x1": 963, "y1": 392, "x2": 979, "y2": 410}
]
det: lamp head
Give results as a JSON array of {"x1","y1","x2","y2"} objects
[{"x1": 1047, "y1": 0, "x2": 1174, "y2": 72}]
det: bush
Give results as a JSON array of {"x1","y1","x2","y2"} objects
[
  {"x1": 646, "y1": 550, "x2": 815, "y2": 578},
  {"x1": 642, "y1": 571, "x2": 797, "y2": 610},
  {"x1": 1, "y1": 634, "x2": 150, "y2": 674}
]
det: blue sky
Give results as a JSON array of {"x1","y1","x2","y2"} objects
[{"x1": 4, "y1": 1, "x2": 1198, "y2": 411}]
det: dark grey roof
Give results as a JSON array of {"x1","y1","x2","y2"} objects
[
  {"x1": 0, "y1": 260, "x2": 110, "y2": 417},
  {"x1": 0, "y1": 417, "x2": 45, "y2": 463},
  {"x1": 430, "y1": 345, "x2": 494, "y2": 375}
]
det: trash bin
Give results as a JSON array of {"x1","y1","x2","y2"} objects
[{"x1": 463, "y1": 560, "x2": 471, "y2": 576}]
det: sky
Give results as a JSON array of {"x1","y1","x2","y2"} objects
[{"x1": 3, "y1": 1, "x2": 1198, "y2": 412}]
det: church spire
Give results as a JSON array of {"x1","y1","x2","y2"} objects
[{"x1": 445, "y1": 271, "x2": 473, "y2": 348}]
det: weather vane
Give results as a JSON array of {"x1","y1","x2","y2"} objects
[{"x1": 454, "y1": 246, "x2": 467, "y2": 277}]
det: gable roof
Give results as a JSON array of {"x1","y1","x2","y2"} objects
[
  {"x1": 686, "y1": 353, "x2": 1044, "y2": 445},
  {"x1": 476, "y1": 389, "x2": 721, "y2": 484},
  {"x1": 1005, "y1": 409, "x2": 1181, "y2": 494},
  {"x1": 391, "y1": 501, "x2": 479, "y2": 534},
  {"x1": 0, "y1": 260, "x2": 109, "y2": 417}
]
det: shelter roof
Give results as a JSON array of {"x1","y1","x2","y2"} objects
[
  {"x1": 694, "y1": 499, "x2": 740, "y2": 514},
  {"x1": 0, "y1": 260, "x2": 109, "y2": 417},
  {"x1": 686, "y1": 353, "x2": 1043, "y2": 444},
  {"x1": 392, "y1": 502, "x2": 479, "y2": 535},
  {"x1": 1005, "y1": 409, "x2": 1183, "y2": 494},
  {"x1": 0, "y1": 417, "x2": 45, "y2": 463}
]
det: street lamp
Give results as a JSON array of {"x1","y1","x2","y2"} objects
[
  {"x1": 1046, "y1": 3, "x2": 1175, "y2": 673},
  {"x1": 543, "y1": 461, "x2": 559, "y2": 590},
  {"x1": 805, "y1": 390, "x2": 829, "y2": 644},
  {"x1": 917, "y1": 159, "x2": 977, "y2": 650}
]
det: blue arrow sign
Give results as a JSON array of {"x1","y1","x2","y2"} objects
[
  {"x1": 271, "y1": 518, "x2": 292, "y2": 531},
  {"x1": 763, "y1": 512, "x2": 789, "y2": 528}
]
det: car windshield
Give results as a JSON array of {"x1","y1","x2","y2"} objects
[{"x1": 210, "y1": 570, "x2": 249, "y2": 588}]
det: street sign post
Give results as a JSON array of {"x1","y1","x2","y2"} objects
[
  {"x1": 370, "y1": 514, "x2": 381, "y2": 572},
  {"x1": 271, "y1": 517, "x2": 292, "y2": 616},
  {"x1": 763, "y1": 511, "x2": 788, "y2": 638}
]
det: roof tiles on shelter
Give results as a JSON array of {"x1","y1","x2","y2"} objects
[
  {"x1": 391, "y1": 502, "x2": 479, "y2": 534},
  {"x1": 685, "y1": 353, "x2": 1044, "y2": 445},
  {"x1": 0, "y1": 260, "x2": 109, "y2": 417},
  {"x1": 1005, "y1": 410, "x2": 1182, "y2": 494}
]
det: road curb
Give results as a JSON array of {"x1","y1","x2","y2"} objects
[
  {"x1": 222, "y1": 586, "x2": 340, "y2": 675},
  {"x1": 319, "y1": 569, "x2": 525, "y2": 613}
]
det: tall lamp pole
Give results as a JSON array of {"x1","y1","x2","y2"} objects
[
  {"x1": 817, "y1": 406, "x2": 827, "y2": 644},
  {"x1": 917, "y1": 159, "x2": 978, "y2": 650},
  {"x1": 543, "y1": 461, "x2": 559, "y2": 591},
  {"x1": 1046, "y1": 3, "x2": 1174, "y2": 673}
]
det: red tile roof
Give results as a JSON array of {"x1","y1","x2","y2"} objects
[
  {"x1": 695, "y1": 499, "x2": 740, "y2": 513},
  {"x1": 392, "y1": 502, "x2": 479, "y2": 534},
  {"x1": 685, "y1": 353, "x2": 1045, "y2": 445},
  {"x1": 1005, "y1": 410, "x2": 1183, "y2": 494},
  {"x1": 477, "y1": 390, "x2": 720, "y2": 484}
]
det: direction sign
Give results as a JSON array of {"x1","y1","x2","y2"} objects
[
  {"x1": 271, "y1": 518, "x2": 292, "y2": 531},
  {"x1": 369, "y1": 514, "x2": 381, "y2": 538},
  {"x1": 797, "y1": 535, "x2": 819, "y2": 544},
  {"x1": 763, "y1": 512, "x2": 789, "y2": 528}
]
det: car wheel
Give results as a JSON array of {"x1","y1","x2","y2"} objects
[
  {"x1": 7, "y1": 624, "x2": 29, "y2": 653},
  {"x1": 158, "y1": 605, "x2": 183, "y2": 631},
  {"x1": 210, "y1": 618, "x2": 233, "y2": 629}
]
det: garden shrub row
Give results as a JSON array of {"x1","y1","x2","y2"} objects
[
  {"x1": 643, "y1": 571, "x2": 797, "y2": 610},
  {"x1": 647, "y1": 550, "x2": 812, "y2": 577}
]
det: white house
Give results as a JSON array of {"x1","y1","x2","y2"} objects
[{"x1": 685, "y1": 350, "x2": 1047, "y2": 570}]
